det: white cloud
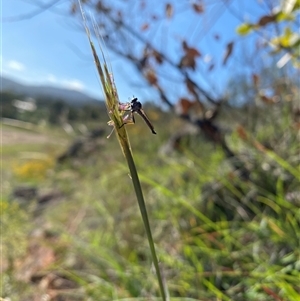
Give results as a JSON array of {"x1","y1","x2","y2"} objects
[
  {"x1": 45, "y1": 75, "x2": 85, "y2": 91},
  {"x1": 7, "y1": 60, "x2": 25, "y2": 71},
  {"x1": 47, "y1": 74, "x2": 57, "y2": 83},
  {"x1": 61, "y1": 79, "x2": 85, "y2": 91},
  {"x1": 2, "y1": 65, "x2": 86, "y2": 93}
]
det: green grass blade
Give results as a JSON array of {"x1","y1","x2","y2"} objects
[
  {"x1": 123, "y1": 146, "x2": 168, "y2": 300},
  {"x1": 78, "y1": 1, "x2": 168, "y2": 299}
]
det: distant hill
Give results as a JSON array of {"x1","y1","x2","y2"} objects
[{"x1": 0, "y1": 76, "x2": 102, "y2": 106}]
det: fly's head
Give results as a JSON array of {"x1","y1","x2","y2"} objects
[{"x1": 131, "y1": 97, "x2": 142, "y2": 112}]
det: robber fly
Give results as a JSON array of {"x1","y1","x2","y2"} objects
[
  {"x1": 119, "y1": 97, "x2": 157, "y2": 134},
  {"x1": 107, "y1": 97, "x2": 156, "y2": 138}
]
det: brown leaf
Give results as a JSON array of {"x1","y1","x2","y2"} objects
[
  {"x1": 223, "y1": 41, "x2": 234, "y2": 65},
  {"x1": 177, "y1": 97, "x2": 204, "y2": 115},
  {"x1": 260, "y1": 94, "x2": 272, "y2": 104},
  {"x1": 178, "y1": 98, "x2": 194, "y2": 115},
  {"x1": 141, "y1": 23, "x2": 149, "y2": 31},
  {"x1": 140, "y1": 47, "x2": 150, "y2": 67},
  {"x1": 260, "y1": 94, "x2": 278, "y2": 104},
  {"x1": 192, "y1": 3, "x2": 204, "y2": 13},
  {"x1": 152, "y1": 50, "x2": 163, "y2": 64},
  {"x1": 96, "y1": 1, "x2": 110, "y2": 13},
  {"x1": 186, "y1": 79, "x2": 197, "y2": 97},
  {"x1": 186, "y1": 47, "x2": 201, "y2": 58},
  {"x1": 236, "y1": 125, "x2": 248, "y2": 141},
  {"x1": 182, "y1": 41, "x2": 201, "y2": 57},
  {"x1": 70, "y1": 2, "x2": 77, "y2": 14},
  {"x1": 179, "y1": 54, "x2": 196, "y2": 70},
  {"x1": 293, "y1": 122, "x2": 300, "y2": 130},
  {"x1": 145, "y1": 69, "x2": 158, "y2": 86},
  {"x1": 254, "y1": 140, "x2": 267, "y2": 152},
  {"x1": 257, "y1": 14, "x2": 276, "y2": 26},
  {"x1": 262, "y1": 286, "x2": 285, "y2": 301},
  {"x1": 252, "y1": 73, "x2": 259, "y2": 87},
  {"x1": 166, "y1": 3, "x2": 173, "y2": 19},
  {"x1": 180, "y1": 41, "x2": 201, "y2": 69}
]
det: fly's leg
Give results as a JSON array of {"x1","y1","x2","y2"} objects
[
  {"x1": 107, "y1": 127, "x2": 115, "y2": 139},
  {"x1": 119, "y1": 111, "x2": 135, "y2": 129}
]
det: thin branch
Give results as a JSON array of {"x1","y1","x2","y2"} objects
[{"x1": 2, "y1": 0, "x2": 62, "y2": 22}]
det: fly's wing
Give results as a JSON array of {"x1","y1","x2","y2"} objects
[{"x1": 135, "y1": 109, "x2": 157, "y2": 134}]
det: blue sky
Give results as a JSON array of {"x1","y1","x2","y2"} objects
[{"x1": 1, "y1": 0, "x2": 270, "y2": 102}]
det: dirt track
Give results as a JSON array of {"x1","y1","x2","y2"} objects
[
  {"x1": 2, "y1": 127, "x2": 53, "y2": 145},
  {"x1": 1, "y1": 118, "x2": 68, "y2": 145}
]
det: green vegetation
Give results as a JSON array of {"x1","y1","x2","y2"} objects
[
  {"x1": 1, "y1": 1, "x2": 300, "y2": 300},
  {"x1": 1, "y1": 90, "x2": 299, "y2": 300}
]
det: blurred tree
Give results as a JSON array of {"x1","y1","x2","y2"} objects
[
  {"x1": 70, "y1": 1, "x2": 298, "y2": 132},
  {"x1": 1, "y1": 91, "x2": 19, "y2": 119},
  {"x1": 48, "y1": 100, "x2": 67, "y2": 124},
  {"x1": 236, "y1": 0, "x2": 300, "y2": 68}
]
